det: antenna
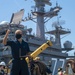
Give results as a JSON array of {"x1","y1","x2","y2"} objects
[
  {"x1": 56, "y1": 1, "x2": 58, "y2": 7},
  {"x1": 10, "y1": 9, "x2": 24, "y2": 24},
  {"x1": 52, "y1": 16, "x2": 65, "y2": 28}
]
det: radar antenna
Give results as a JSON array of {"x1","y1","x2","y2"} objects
[{"x1": 52, "y1": 16, "x2": 65, "y2": 28}]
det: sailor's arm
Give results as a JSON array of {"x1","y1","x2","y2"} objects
[{"x1": 2, "y1": 29, "x2": 10, "y2": 45}]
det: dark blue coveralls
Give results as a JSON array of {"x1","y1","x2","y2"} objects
[{"x1": 6, "y1": 40, "x2": 30, "y2": 75}]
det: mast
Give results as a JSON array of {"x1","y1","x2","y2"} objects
[
  {"x1": 46, "y1": 18, "x2": 71, "y2": 49},
  {"x1": 32, "y1": 0, "x2": 62, "y2": 39}
]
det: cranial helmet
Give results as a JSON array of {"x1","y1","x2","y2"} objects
[{"x1": 0, "y1": 61, "x2": 6, "y2": 66}]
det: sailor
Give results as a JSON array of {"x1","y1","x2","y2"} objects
[
  {"x1": 2, "y1": 29, "x2": 31, "y2": 75},
  {"x1": 0, "y1": 61, "x2": 6, "y2": 75}
]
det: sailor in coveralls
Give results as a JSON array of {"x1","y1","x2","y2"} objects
[{"x1": 3, "y1": 29, "x2": 30, "y2": 75}]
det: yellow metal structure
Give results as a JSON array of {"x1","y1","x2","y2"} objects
[{"x1": 25, "y1": 40, "x2": 52, "y2": 63}]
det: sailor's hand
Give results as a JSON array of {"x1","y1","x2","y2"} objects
[
  {"x1": 28, "y1": 55, "x2": 33, "y2": 62},
  {"x1": 6, "y1": 29, "x2": 10, "y2": 34}
]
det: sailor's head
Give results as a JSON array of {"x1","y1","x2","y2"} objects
[
  {"x1": 15, "y1": 30, "x2": 22, "y2": 39},
  {"x1": 0, "y1": 61, "x2": 6, "y2": 69},
  {"x1": 58, "y1": 67, "x2": 62, "y2": 72},
  {"x1": 67, "y1": 63, "x2": 71, "y2": 67}
]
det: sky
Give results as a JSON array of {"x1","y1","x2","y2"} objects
[{"x1": 0, "y1": 0, "x2": 75, "y2": 55}]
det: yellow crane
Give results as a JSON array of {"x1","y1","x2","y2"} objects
[{"x1": 25, "y1": 40, "x2": 52, "y2": 63}]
